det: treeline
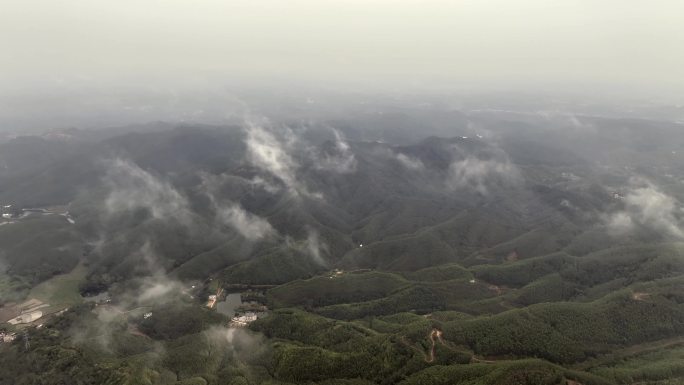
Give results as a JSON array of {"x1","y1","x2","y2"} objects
[
  {"x1": 398, "y1": 360, "x2": 614, "y2": 385},
  {"x1": 443, "y1": 291, "x2": 684, "y2": 363},
  {"x1": 473, "y1": 244, "x2": 684, "y2": 291},
  {"x1": 316, "y1": 286, "x2": 447, "y2": 320},
  {"x1": 251, "y1": 309, "x2": 427, "y2": 384},
  {"x1": 0, "y1": 305, "x2": 126, "y2": 385},
  {"x1": 268, "y1": 271, "x2": 409, "y2": 308},
  {"x1": 0, "y1": 304, "x2": 273, "y2": 385},
  {"x1": 139, "y1": 304, "x2": 225, "y2": 340},
  {"x1": 0, "y1": 216, "x2": 83, "y2": 287}
]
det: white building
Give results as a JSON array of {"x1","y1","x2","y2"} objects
[{"x1": 230, "y1": 312, "x2": 258, "y2": 327}]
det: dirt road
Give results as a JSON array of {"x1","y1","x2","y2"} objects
[{"x1": 426, "y1": 329, "x2": 443, "y2": 363}]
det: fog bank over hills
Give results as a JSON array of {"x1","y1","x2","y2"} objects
[
  {"x1": 2, "y1": 85, "x2": 683, "y2": 134},
  {"x1": 3, "y1": 1, "x2": 684, "y2": 384},
  {"x1": 3, "y1": 1, "x2": 684, "y2": 95},
  {"x1": 2, "y1": 0, "x2": 684, "y2": 131},
  {"x1": 2, "y1": 103, "x2": 684, "y2": 383}
]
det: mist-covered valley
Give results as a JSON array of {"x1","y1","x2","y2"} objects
[
  {"x1": 3, "y1": 0, "x2": 684, "y2": 383},
  {"x1": 2, "y1": 97, "x2": 684, "y2": 385}
]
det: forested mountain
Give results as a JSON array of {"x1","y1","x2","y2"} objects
[{"x1": 1, "y1": 107, "x2": 684, "y2": 385}]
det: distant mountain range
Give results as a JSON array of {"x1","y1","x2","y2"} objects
[{"x1": 1, "y1": 109, "x2": 684, "y2": 384}]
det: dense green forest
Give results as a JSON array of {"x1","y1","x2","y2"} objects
[{"x1": 3, "y1": 112, "x2": 684, "y2": 384}]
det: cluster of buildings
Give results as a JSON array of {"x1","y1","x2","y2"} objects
[
  {"x1": 207, "y1": 294, "x2": 218, "y2": 308},
  {"x1": 0, "y1": 331, "x2": 17, "y2": 343},
  {"x1": 229, "y1": 312, "x2": 258, "y2": 328},
  {"x1": 1, "y1": 204, "x2": 12, "y2": 219},
  {"x1": 561, "y1": 172, "x2": 580, "y2": 181},
  {"x1": 206, "y1": 287, "x2": 224, "y2": 308},
  {"x1": 203, "y1": 286, "x2": 268, "y2": 328},
  {"x1": 0, "y1": 205, "x2": 76, "y2": 224},
  {"x1": 328, "y1": 269, "x2": 345, "y2": 279}
]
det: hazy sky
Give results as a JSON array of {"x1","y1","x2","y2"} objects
[{"x1": 1, "y1": 0, "x2": 683, "y2": 98}]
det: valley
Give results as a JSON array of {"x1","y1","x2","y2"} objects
[
  {"x1": 3, "y1": 0, "x2": 683, "y2": 383},
  {"x1": 1, "y1": 108, "x2": 684, "y2": 385}
]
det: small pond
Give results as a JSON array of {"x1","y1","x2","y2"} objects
[{"x1": 216, "y1": 293, "x2": 242, "y2": 317}]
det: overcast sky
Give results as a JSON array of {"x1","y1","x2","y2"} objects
[{"x1": 1, "y1": 0, "x2": 683, "y2": 100}]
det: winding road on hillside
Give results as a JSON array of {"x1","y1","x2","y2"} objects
[
  {"x1": 425, "y1": 329, "x2": 443, "y2": 363},
  {"x1": 399, "y1": 328, "x2": 460, "y2": 363}
]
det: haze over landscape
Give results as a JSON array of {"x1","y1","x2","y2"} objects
[
  {"x1": 1, "y1": 1, "x2": 684, "y2": 385},
  {"x1": 2, "y1": 0, "x2": 684, "y2": 130}
]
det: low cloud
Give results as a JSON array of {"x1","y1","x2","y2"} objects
[
  {"x1": 372, "y1": 145, "x2": 424, "y2": 171},
  {"x1": 138, "y1": 279, "x2": 184, "y2": 303},
  {"x1": 245, "y1": 122, "x2": 367, "y2": 198},
  {"x1": 395, "y1": 153, "x2": 424, "y2": 170},
  {"x1": 248, "y1": 176, "x2": 281, "y2": 194},
  {"x1": 204, "y1": 325, "x2": 271, "y2": 365},
  {"x1": 606, "y1": 211, "x2": 635, "y2": 234},
  {"x1": 304, "y1": 228, "x2": 329, "y2": 266},
  {"x1": 71, "y1": 242, "x2": 184, "y2": 352},
  {"x1": 283, "y1": 227, "x2": 329, "y2": 267},
  {"x1": 216, "y1": 204, "x2": 275, "y2": 241},
  {"x1": 200, "y1": 172, "x2": 276, "y2": 241},
  {"x1": 129, "y1": 242, "x2": 187, "y2": 304},
  {"x1": 245, "y1": 122, "x2": 318, "y2": 197},
  {"x1": 205, "y1": 325, "x2": 264, "y2": 347},
  {"x1": 313, "y1": 129, "x2": 357, "y2": 174},
  {"x1": 104, "y1": 158, "x2": 191, "y2": 223},
  {"x1": 70, "y1": 305, "x2": 122, "y2": 353},
  {"x1": 446, "y1": 157, "x2": 519, "y2": 195},
  {"x1": 605, "y1": 179, "x2": 684, "y2": 239}
]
